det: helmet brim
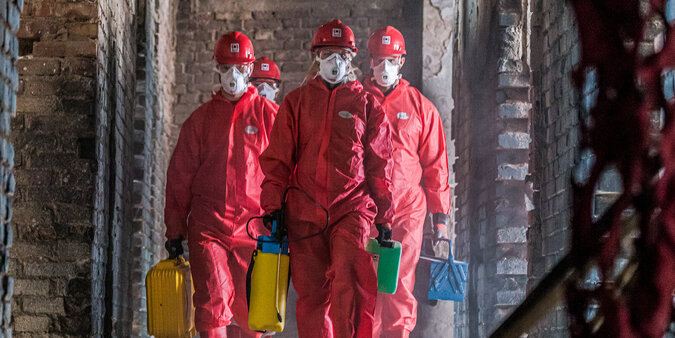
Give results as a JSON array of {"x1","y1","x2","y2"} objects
[
  {"x1": 250, "y1": 77, "x2": 282, "y2": 83},
  {"x1": 368, "y1": 52, "x2": 406, "y2": 58},
  {"x1": 311, "y1": 45, "x2": 358, "y2": 53}
]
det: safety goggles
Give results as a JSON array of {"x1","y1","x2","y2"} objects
[
  {"x1": 216, "y1": 63, "x2": 251, "y2": 73},
  {"x1": 372, "y1": 56, "x2": 403, "y2": 67},
  {"x1": 251, "y1": 78, "x2": 279, "y2": 87},
  {"x1": 317, "y1": 48, "x2": 354, "y2": 61}
]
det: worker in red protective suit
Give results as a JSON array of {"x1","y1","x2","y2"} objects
[
  {"x1": 364, "y1": 26, "x2": 452, "y2": 338},
  {"x1": 259, "y1": 19, "x2": 395, "y2": 338},
  {"x1": 250, "y1": 57, "x2": 282, "y2": 103},
  {"x1": 164, "y1": 31, "x2": 278, "y2": 338}
]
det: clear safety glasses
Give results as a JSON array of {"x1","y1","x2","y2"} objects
[
  {"x1": 372, "y1": 56, "x2": 403, "y2": 66},
  {"x1": 216, "y1": 63, "x2": 250, "y2": 73},
  {"x1": 318, "y1": 48, "x2": 354, "y2": 61}
]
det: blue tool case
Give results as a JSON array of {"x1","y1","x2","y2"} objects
[{"x1": 420, "y1": 238, "x2": 468, "y2": 302}]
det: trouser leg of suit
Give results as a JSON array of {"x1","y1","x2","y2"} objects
[
  {"x1": 189, "y1": 221, "x2": 233, "y2": 337},
  {"x1": 289, "y1": 212, "x2": 377, "y2": 338},
  {"x1": 288, "y1": 220, "x2": 333, "y2": 338},
  {"x1": 188, "y1": 221, "x2": 261, "y2": 338},
  {"x1": 372, "y1": 207, "x2": 426, "y2": 338},
  {"x1": 328, "y1": 212, "x2": 378, "y2": 338},
  {"x1": 227, "y1": 238, "x2": 263, "y2": 338}
]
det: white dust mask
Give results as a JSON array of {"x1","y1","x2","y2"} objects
[
  {"x1": 257, "y1": 82, "x2": 279, "y2": 102},
  {"x1": 221, "y1": 66, "x2": 249, "y2": 95},
  {"x1": 317, "y1": 53, "x2": 349, "y2": 84},
  {"x1": 373, "y1": 59, "x2": 400, "y2": 87}
]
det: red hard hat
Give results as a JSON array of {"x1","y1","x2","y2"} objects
[
  {"x1": 250, "y1": 57, "x2": 281, "y2": 82},
  {"x1": 214, "y1": 31, "x2": 255, "y2": 65},
  {"x1": 368, "y1": 26, "x2": 406, "y2": 57},
  {"x1": 311, "y1": 19, "x2": 357, "y2": 53}
]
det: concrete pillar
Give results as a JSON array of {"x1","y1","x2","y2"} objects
[{"x1": 412, "y1": 0, "x2": 458, "y2": 337}]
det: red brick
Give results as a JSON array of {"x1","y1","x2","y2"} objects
[
  {"x1": 13, "y1": 315, "x2": 50, "y2": 332},
  {"x1": 13, "y1": 169, "x2": 55, "y2": 187},
  {"x1": 53, "y1": 3, "x2": 97, "y2": 20},
  {"x1": 61, "y1": 58, "x2": 96, "y2": 77},
  {"x1": 274, "y1": 50, "x2": 312, "y2": 62},
  {"x1": 215, "y1": 11, "x2": 252, "y2": 21},
  {"x1": 33, "y1": 2, "x2": 53, "y2": 17},
  {"x1": 251, "y1": 11, "x2": 275, "y2": 20},
  {"x1": 17, "y1": 18, "x2": 61, "y2": 39},
  {"x1": 32, "y1": 41, "x2": 65, "y2": 57},
  {"x1": 243, "y1": 19, "x2": 283, "y2": 31},
  {"x1": 253, "y1": 40, "x2": 285, "y2": 52},
  {"x1": 274, "y1": 9, "x2": 311, "y2": 19},
  {"x1": 14, "y1": 279, "x2": 50, "y2": 296},
  {"x1": 66, "y1": 23, "x2": 98, "y2": 38},
  {"x1": 33, "y1": 40, "x2": 96, "y2": 58},
  {"x1": 17, "y1": 58, "x2": 61, "y2": 76},
  {"x1": 274, "y1": 28, "x2": 313, "y2": 40},
  {"x1": 23, "y1": 185, "x2": 93, "y2": 204},
  {"x1": 280, "y1": 61, "x2": 310, "y2": 73},
  {"x1": 178, "y1": 93, "x2": 200, "y2": 104},
  {"x1": 25, "y1": 114, "x2": 93, "y2": 134},
  {"x1": 17, "y1": 96, "x2": 61, "y2": 113},
  {"x1": 282, "y1": 18, "x2": 301, "y2": 28},
  {"x1": 21, "y1": 77, "x2": 95, "y2": 98},
  {"x1": 283, "y1": 39, "x2": 304, "y2": 50},
  {"x1": 23, "y1": 262, "x2": 78, "y2": 278},
  {"x1": 56, "y1": 241, "x2": 90, "y2": 261}
]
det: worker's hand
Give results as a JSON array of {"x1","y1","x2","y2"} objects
[
  {"x1": 262, "y1": 209, "x2": 282, "y2": 231},
  {"x1": 165, "y1": 237, "x2": 184, "y2": 259},
  {"x1": 376, "y1": 223, "x2": 392, "y2": 247},
  {"x1": 432, "y1": 213, "x2": 450, "y2": 245},
  {"x1": 433, "y1": 225, "x2": 448, "y2": 245}
]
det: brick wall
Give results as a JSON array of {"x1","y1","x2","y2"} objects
[
  {"x1": 130, "y1": 1, "x2": 152, "y2": 335},
  {"x1": 92, "y1": 0, "x2": 138, "y2": 336},
  {"x1": 452, "y1": 0, "x2": 497, "y2": 333},
  {"x1": 12, "y1": 0, "x2": 97, "y2": 336},
  {"x1": 528, "y1": 3, "x2": 579, "y2": 334},
  {"x1": 490, "y1": 0, "x2": 533, "y2": 332},
  {"x1": 173, "y1": 0, "x2": 422, "y2": 126},
  {"x1": 0, "y1": 0, "x2": 20, "y2": 336},
  {"x1": 451, "y1": 0, "x2": 534, "y2": 336},
  {"x1": 130, "y1": 0, "x2": 177, "y2": 335}
]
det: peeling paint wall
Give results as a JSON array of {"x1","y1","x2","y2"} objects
[
  {"x1": 412, "y1": 0, "x2": 457, "y2": 336},
  {"x1": 423, "y1": 0, "x2": 456, "y2": 186}
]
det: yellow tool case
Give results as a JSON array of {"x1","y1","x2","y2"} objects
[{"x1": 146, "y1": 257, "x2": 196, "y2": 338}]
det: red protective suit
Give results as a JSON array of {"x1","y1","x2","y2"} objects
[
  {"x1": 165, "y1": 86, "x2": 278, "y2": 337},
  {"x1": 363, "y1": 77, "x2": 451, "y2": 338},
  {"x1": 260, "y1": 77, "x2": 395, "y2": 338}
]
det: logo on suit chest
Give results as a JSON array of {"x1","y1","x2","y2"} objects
[
  {"x1": 397, "y1": 112, "x2": 409, "y2": 120},
  {"x1": 338, "y1": 111, "x2": 353, "y2": 119}
]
